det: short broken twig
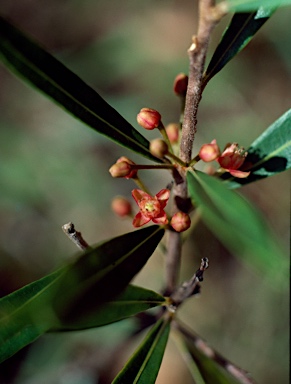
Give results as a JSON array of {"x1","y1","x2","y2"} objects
[
  {"x1": 62, "y1": 222, "x2": 90, "y2": 251},
  {"x1": 169, "y1": 257, "x2": 209, "y2": 308}
]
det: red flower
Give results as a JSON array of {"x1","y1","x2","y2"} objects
[
  {"x1": 132, "y1": 189, "x2": 170, "y2": 227},
  {"x1": 216, "y1": 143, "x2": 250, "y2": 178}
]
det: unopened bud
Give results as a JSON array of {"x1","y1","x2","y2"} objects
[
  {"x1": 199, "y1": 139, "x2": 220, "y2": 162},
  {"x1": 165, "y1": 123, "x2": 180, "y2": 144},
  {"x1": 173, "y1": 73, "x2": 188, "y2": 96},
  {"x1": 137, "y1": 108, "x2": 161, "y2": 130},
  {"x1": 109, "y1": 161, "x2": 132, "y2": 178},
  {"x1": 116, "y1": 156, "x2": 138, "y2": 179},
  {"x1": 111, "y1": 196, "x2": 132, "y2": 217},
  {"x1": 170, "y1": 212, "x2": 191, "y2": 232},
  {"x1": 150, "y1": 139, "x2": 168, "y2": 158}
]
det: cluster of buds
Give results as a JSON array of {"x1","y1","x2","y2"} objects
[
  {"x1": 198, "y1": 140, "x2": 250, "y2": 178},
  {"x1": 110, "y1": 96, "x2": 250, "y2": 233}
]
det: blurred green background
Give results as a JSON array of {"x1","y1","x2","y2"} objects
[{"x1": 0, "y1": 1, "x2": 289, "y2": 383}]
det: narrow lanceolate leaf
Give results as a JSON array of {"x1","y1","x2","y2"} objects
[
  {"x1": 52, "y1": 226, "x2": 165, "y2": 323},
  {"x1": 0, "y1": 16, "x2": 161, "y2": 162},
  {"x1": 0, "y1": 226, "x2": 164, "y2": 363},
  {"x1": 0, "y1": 268, "x2": 66, "y2": 364},
  {"x1": 203, "y1": 8, "x2": 274, "y2": 86},
  {"x1": 223, "y1": 0, "x2": 291, "y2": 12},
  {"x1": 221, "y1": 109, "x2": 291, "y2": 188},
  {"x1": 53, "y1": 285, "x2": 166, "y2": 331},
  {"x1": 177, "y1": 322, "x2": 256, "y2": 384},
  {"x1": 112, "y1": 316, "x2": 171, "y2": 384},
  {"x1": 187, "y1": 171, "x2": 288, "y2": 284}
]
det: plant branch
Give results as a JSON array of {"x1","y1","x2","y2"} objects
[
  {"x1": 169, "y1": 257, "x2": 209, "y2": 308},
  {"x1": 164, "y1": 0, "x2": 225, "y2": 297},
  {"x1": 174, "y1": 321, "x2": 257, "y2": 384},
  {"x1": 180, "y1": 0, "x2": 225, "y2": 164}
]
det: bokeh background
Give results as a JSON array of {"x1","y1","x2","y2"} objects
[{"x1": 0, "y1": 1, "x2": 289, "y2": 383}]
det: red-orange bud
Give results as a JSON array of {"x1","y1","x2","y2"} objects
[
  {"x1": 109, "y1": 161, "x2": 132, "y2": 178},
  {"x1": 116, "y1": 156, "x2": 138, "y2": 179},
  {"x1": 150, "y1": 139, "x2": 168, "y2": 158},
  {"x1": 170, "y1": 212, "x2": 191, "y2": 232},
  {"x1": 199, "y1": 139, "x2": 220, "y2": 162},
  {"x1": 111, "y1": 196, "x2": 132, "y2": 217},
  {"x1": 173, "y1": 73, "x2": 188, "y2": 96},
  {"x1": 137, "y1": 108, "x2": 161, "y2": 130},
  {"x1": 165, "y1": 123, "x2": 180, "y2": 144}
]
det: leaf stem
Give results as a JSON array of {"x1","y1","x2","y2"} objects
[{"x1": 131, "y1": 164, "x2": 175, "y2": 170}]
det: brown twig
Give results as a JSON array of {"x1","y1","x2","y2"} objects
[
  {"x1": 173, "y1": 320, "x2": 257, "y2": 384},
  {"x1": 165, "y1": 0, "x2": 225, "y2": 296},
  {"x1": 180, "y1": 0, "x2": 224, "y2": 164},
  {"x1": 169, "y1": 257, "x2": 209, "y2": 308},
  {"x1": 62, "y1": 222, "x2": 90, "y2": 251}
]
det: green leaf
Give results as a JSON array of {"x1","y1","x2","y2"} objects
[
  {"x1": 52, "y1": 226, "x2": 165, "y2": 323},
  {"x1": 0, "y1": 226, "x2": 164, "y2": 363},
  {"x1": 112, "y1": 316, "x2": 171, "y2": 384},
  {"x1": 187, "y1": 171, "x2": 288, "y2": 283},
  {"x1": 203, "y1": 8, "x2": 274, "y2": 86},
  {"x1": 53, "y1": 285, "x2": 166, "y2": 331},
  {"x1": 177, "y1": 325, "x2": 254, "y2": 384},
  {"x1": 0, "y1": 16, "x2": 161, "y2": 163},
  {"x1": 223, "y1": 0, "x2": 291, "y2": 12},
  {"x1": 221, "y1": 109, "x2": 291, "y2": 188}
]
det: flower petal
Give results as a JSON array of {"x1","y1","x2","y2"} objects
[
  {"x1": 228, "y1": 169, "x2": 251, "y2": 178},
  {"x1": 132, "y1": 189, "x2": 151, "y2": 203},
  {"x1": 156, "y1": 189, "x2": 170, "y2": 202},
  {"x1": 152, "y1": 214, "x2": 168, "y2": 225},
  {"x1": 132, "y1": 212, "x2": 151, "y2": 227}
]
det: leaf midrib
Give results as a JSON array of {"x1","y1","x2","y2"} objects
[
  {"x1": 133, "y1": 317, "x2": 170, "y2": 384},
  {"x1": 0, "y1": 268, "x2": 67, "y2": 324},
  {"x1": 204, "y1": 13, "x2": 256, "y2": 82}
]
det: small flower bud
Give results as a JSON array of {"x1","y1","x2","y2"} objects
[
  {"x1": 165, "y1": 123, "x2": 179, "y2": 144},
  {"x1": 150, "y1": 139, "x2": 168, "y2": 158},
  {"x1": 111, "y1": 196, "x2": 132, "y2": 217},
  {"x1": 137, "y1": 108, "x2": 161, "y2": 130},
  {"x1": 170, "y1": 212, "x2": 191, "y2": 232},
  {"x1": 109, "y1": 161, "x2": 132, "y2": 178},
  {"x1": 116, "y1": 156, "x2": 138, "y2": 179},
  {"x1": 173, "y1": 73, "x2": 188, "y2": 96},
  {"x1": 199, "y1": 139, "x2": 220, "y2": 162}
]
